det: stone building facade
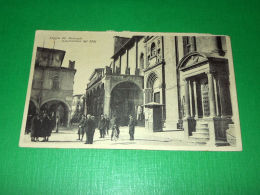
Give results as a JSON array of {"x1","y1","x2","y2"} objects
[
  {"x1": 86, "y1": 35, "x2": 238, "y2": 146},
  {"x1": 71, "y1": 94, "x2": 85, "y2": 123},
  {"x1": 28, "y1": 47, "x2": 76, "y2": 127}
]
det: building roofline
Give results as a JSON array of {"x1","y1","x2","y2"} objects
[
  {"x1": 111, "y1": 36, "x2": 144, "y2": 59},
  {"x1": 89, "y1": 68, "x2": 104, "y2": 81}
]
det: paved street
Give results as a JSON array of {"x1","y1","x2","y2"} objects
[{"x1": 21, "y1": 126, "x2": 200, "y2": 149}]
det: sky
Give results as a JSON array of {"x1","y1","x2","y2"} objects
[{"x1": 33, "y1": 31, "x2": 124, "y2": 95}]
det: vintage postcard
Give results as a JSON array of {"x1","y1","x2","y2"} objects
[{"x1": 19, "y1": 30, "x2": 242, "y2": 151}]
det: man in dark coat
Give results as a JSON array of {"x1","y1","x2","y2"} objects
[
  {"x1": 77, "y1": 115, "x2": 86, "y2": 141},
  {"x1": 98, "y1": 115, "x2": 106, "y2": 138},
  {"x1": 90, "y1": 116, "x2": 96, "y2": 143},
  {"x1": 85, "y1": 114, "x2": 94, "y2": 144},
  {"x1": 31, "y1": 113, "x2": 41, "y2": 142},
  {"x1": 105, "y1": 115, "x2": 110, "y2": 135},
  {"x1": 42, "y1": 112, "x2": 51, "y2": 142},
  {"x1": 128, "y1": 115, "x2": 136, "y2": 140}
]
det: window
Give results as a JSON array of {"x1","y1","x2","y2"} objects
[
  {"x1": 154, "y1": 92, "x2": 160, "y2": 103},
  {"x1": 140, "y1": 53, "x2": 144, "y2": 69},
  {"x1": 52, "y1": 76, "x2": 60, "y2": 90},
  {"x1": 151, "y1": 42, "x2": 156, "y2": 57},
  {"x1": 183, "y1": 36, "x2": 196, "y2": 55}
]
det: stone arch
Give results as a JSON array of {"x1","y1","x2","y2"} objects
[
  {"x1": 41, "y1": 98, "x2": 71, "y2": 111},
  {"x1": 146, "y1": 72, "x2": 159, "y2": 88},
  {"x1": 110, "y1": 81, "x2": 143, "y2": 126},
  {"x1": 29, "y1": 98, "x2": 39, "y2": 111},
  {"x1": 40, "y1": 98, "x2": 71, "y2": 127},
  {"x1": 111, "y1": 79, "x2": 143, "y2": 94},
  {"x1": 177, "y1": 51, "x2": 208, "y2": 70}
]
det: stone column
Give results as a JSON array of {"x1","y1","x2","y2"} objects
[
  {"x1": 193, "y1": 80, "x2": 198, "y2": 118},
  {"x1": 189, "y1": 80, "x2": 193, "y2": 117},
  {"x1": 207, "y1": 72, "x2": 216, "y2": 117},
  {"x1": 119, "y1": 55, "x2": 121, "y2": 74},
  {"x1": 103, "y1": 80, "x2": 111, "y2": 117},
  {"x1": 126, "y1": 49, "x2": 129, "y2": 68},
  {"x1": 136, "y1": 40, "x2": 138, "y2": 69},
  {"x1": 184, "y1": 79, "x2": 191, "y2": 118},
  {"x1": 183, "y1": 79, "x2": 191, "y2": 140},
  {"x1": 206, "y1": 72, "x2": 217, "y2": 146},
  {"x1": 213, "y1": 76, "x2": 220, "y2": 116},
  {"x1": 67, "y1": 110, "x2": 71, "y2": 127},
  {"x1": 103, "y1": 93, "x2": 111, "y2": 118}
]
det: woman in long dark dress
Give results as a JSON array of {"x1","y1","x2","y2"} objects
[
  {"x1": 41, "y1": 112, "x2": 51, "y2": 142},
  {"x1": 31, "y1": 114, "x2": 41, "y2": 142}
]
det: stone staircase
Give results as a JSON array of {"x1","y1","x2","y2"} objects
[
  {"x1": 189, "y1": 120, "x2": 230, "y2": 146},
  {"x1": 189, "y1": 121, "x2": 209, "y2": 144}
]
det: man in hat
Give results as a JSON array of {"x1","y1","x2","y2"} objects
[
  {"x1": 84, "y1": 114, "x2": 94, "y2": 144},
  {"x1": 77, "y1": 115, "x2": 86, "y2": 141},
  {"x1": 128, "y1": 115, "x2": 136, "y2": 140},
  {"x1": 98, "y1": 115, "x2": 106, "y2": 138}
]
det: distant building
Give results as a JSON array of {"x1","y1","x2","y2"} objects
[
  {"x1": 71, "y1": 94, "x2": 85, "y2": 123},
  {"x1": 86, "y1": 36, "x2": 145, "y2": 126},
  {"x1": 27, "y1": 47, "x2": 76, "y2": 127},
  {"x1": 86, "y1": 35, "x2": 238, "y2": 146}
]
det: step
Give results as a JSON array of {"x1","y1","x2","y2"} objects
[
  {"x1": 215, "y1": 140, "x2": 230, "y2": 146},
  {"x1": 192, "y1": 132, "x2": 209, "y2": 138},
  {"x1": 197, "y1": 123, "x2": 208, "y2": 128},
  {"x1": 189, "y1": 136, "x2": 209, "y2": 142},
  {"x1": 196, "y1": 127, "x2": 209, "y2": 130},
  {"x1": 195, "y1": 128, "x2": 209, "y2": 133}
]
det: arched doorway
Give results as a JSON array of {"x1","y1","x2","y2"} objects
[
  {"x1": 110, "y1": 82, "x2": 143, "y2": 126},
  {"x1": 40, "y1": 100, "x2": 69, "y2": 127}
]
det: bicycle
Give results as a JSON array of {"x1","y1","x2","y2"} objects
[{"x1": 111, "y1": 125, "x2": 119, "y2": 141}]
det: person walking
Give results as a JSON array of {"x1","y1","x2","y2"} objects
[
  {"x1": 41, "y1": 112, "x2": 50, "y2": 142},
  {"x1": 105, "y1": 115, "x2": 110, "y2": 135},
  {"x1": 85, "y1": 114, "x2": 94, "y2": 144},
  {"x1": 77, "y1": 115, "x2": 86, "y2": 141},
  {"x1": 55, "y1": 115, "x2": 59, "y2": 133},
  {"x1": 128, "y1": 115, "x2": 136, "y2": 140},
  {"x1": 45, "y1": 113, "x2": 53, "y2": 141},
  {"x1": 30, "y1": 113, "x2": 41, "y2": 142},
  {"x1": 98, "y1": 115, "x2": 106, "y2": 138},
  {"x1": 111, "y1": 114, "x2": 120, "y2": 140},
  {"x1": 90, "y1": 116, "x2": 96, "y2": 144}
]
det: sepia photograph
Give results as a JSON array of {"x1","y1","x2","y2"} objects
[{"x1": 19, "y1": 30, "x2": 242, "y2": 151}]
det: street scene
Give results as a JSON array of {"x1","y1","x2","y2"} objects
[
  {"x1": 22, "y1": 126, "x2": 196, "y2": 147},
  {"x1": 19, "y1": 31, "x2": 242, "y2": 150}
]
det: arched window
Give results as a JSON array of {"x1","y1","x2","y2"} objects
[
  {"x1": 151, "y1": 42, "x2": 156, "y2": 57},
  {"x1": 146, "y1": 72, "x2": 160, "y2": 103},
  {"x1": 140, "y1": 53, "x2": 144, "y2": 69}
]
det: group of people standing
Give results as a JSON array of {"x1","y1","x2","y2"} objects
[
  {"x1": 77, "y1": 114, "x2": 97, "y2": 144},
  {"x1": 30, "y1": 111, "x2": 59, "y2": 142},
  {"x1": 77, "y1": 114, "x2": 137, "y2": 144}
]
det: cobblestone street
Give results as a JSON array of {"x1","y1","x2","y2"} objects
[{"x1": 21, "y1": 126, "x2": 201, "y2": 149}]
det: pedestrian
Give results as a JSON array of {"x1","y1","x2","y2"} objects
[
  {"x1": 77, "y1": 115, "x2": 86, "y2": 141},
  {"x1": 98, "y1": 115, "x2": 106, "y2": 138},
  {"x1": 84, "y1": 114, "x2": 93, "y2": 144},
  {"x1": 30, "y1": 113, "x2": 41, "y2": 142},
  {"x1": 105, "y1": 115, "x2": 110, "y2": 135},
  {"x1": 55, "y1": 115, "x2": 59, "y2": 133},
  {"x1": 45, "y1": 113, "x2": 53, "y2": 141},
  {"x1": 90, "y1": 116, "x2": 96, "y2": 144},
  {"x1": 128, "y1": 115, "x2": 136, "y2": 140},
  {"x1": 41, "y1": 112, "x2": 50, "y2": 142},
  {"x1": 111, "y1": 114, "x2": 120, "y2": 140}
]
